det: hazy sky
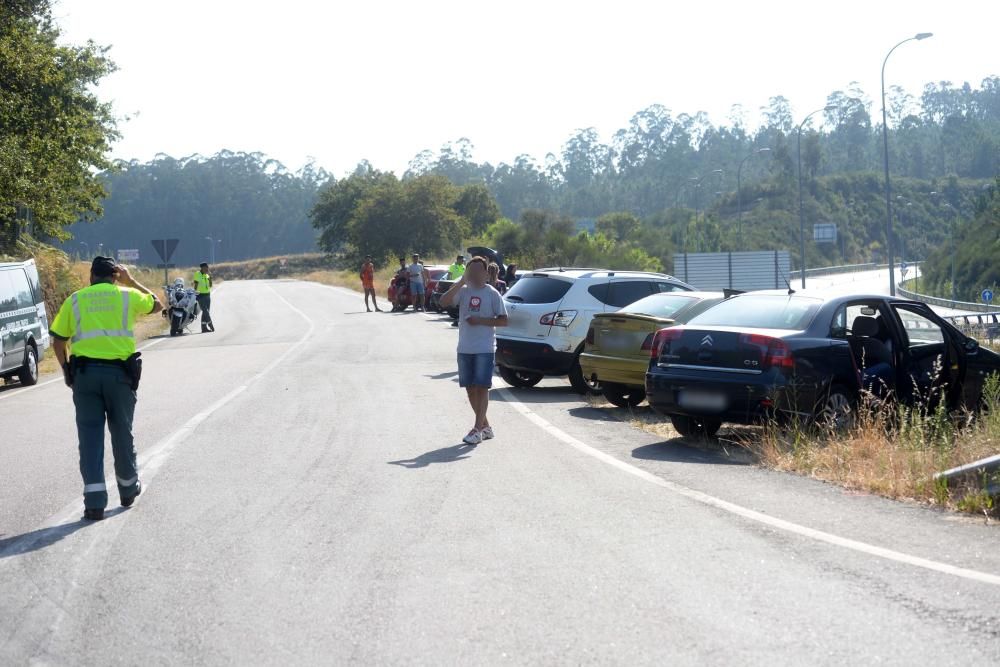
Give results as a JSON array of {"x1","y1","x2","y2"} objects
[{"x1": 55, "y1": 0, "x2": 996, "y2": 177}]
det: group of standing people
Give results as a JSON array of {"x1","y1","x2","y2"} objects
[{"x1": 361, "y1": 253, "x2": 519, "y2": 313}]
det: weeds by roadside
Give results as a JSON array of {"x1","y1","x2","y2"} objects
[{"x1": 588, "y1": 375, "x2": 1000, "y2": 518}]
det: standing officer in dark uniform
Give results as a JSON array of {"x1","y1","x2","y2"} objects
[
  {"x1": 192, "y1": 262, "x2": 215, "y2": 333},
  {"x1": 50, "y1": 257, "x2": 163, "y2": 520}
]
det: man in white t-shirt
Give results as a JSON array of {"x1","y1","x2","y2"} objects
[
  {"x1": 407, "y1": 253, "x2": 430, "y2": 311},
  {"x1": 440, "y1": 256, "x2": 508, "y2": 445}
]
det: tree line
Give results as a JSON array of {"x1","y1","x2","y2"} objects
[{"x1": 62, "y1": 152, "x2": 326, "y2": 266}]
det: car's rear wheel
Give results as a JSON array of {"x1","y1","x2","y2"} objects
[
  {"x1": 602, "y1": 382, "x2": 645, "y2": 408},
  {"x1": 670, "y1": 414, "x2": 722, "y2": 438},
  {"x1": 17, "y1": 345, "x2": 38, "y2": 386},
  {"x1": 498, "y1": 365, "x2": 543, "y2": 388},
  {"x1": 816, "y1": 384, "x2": 855, "y2": 431},
  {"x1": 568, "y1": 355, "x2": 602, "y2": 395}
]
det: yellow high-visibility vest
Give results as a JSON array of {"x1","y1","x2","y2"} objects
[{"x1": 49, "y1": 283, "x2": 154, "y2": 360}]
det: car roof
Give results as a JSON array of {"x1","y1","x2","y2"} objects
[
  {"x1": 527, "y1": 268, "x2": 685, "y2": 281},
  {"x1": 638, "y1": 290, "x2": 724, "y2": 299},
  {"x1": 732, "y1": 290, "x2": 890, "y2": 301}
]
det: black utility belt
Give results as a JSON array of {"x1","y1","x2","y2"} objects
[
  {"x1": 75, "y1": 357, "x2": 128, "y2": 367},
  {"x1": 71, "y1": 353, "x2": 143, "y2": 390}
]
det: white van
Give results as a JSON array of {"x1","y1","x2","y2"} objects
[{"x1": 0, "y1": 259, "x2": 49, "y2": 386}]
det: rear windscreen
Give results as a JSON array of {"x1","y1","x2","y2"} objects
[
  {"x1": 620, "y1": 294, "x2": 698, "y2": 318},
  {"x1": 504, "y1": 275, "x2": 572, "y2": 304},
  {"x1": 687, "y1": 295, "x2": 822, "y2": 330}
]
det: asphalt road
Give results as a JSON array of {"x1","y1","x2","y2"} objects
[{"x1": 1, "y1": 278, "x2": 999, "y2": 665}]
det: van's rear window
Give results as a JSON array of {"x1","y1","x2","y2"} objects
[
  {"x1": 504, "y1": 275, "x2": 572, "y2": 304},
  {"x1": 687, "y1": 295, "x2": 822, "y2": 330}
]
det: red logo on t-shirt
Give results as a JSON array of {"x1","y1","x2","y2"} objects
[{"x1": 469, "y1": 296, "x2": 482, "y2": 312}]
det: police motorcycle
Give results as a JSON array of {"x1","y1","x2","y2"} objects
[{"x1": 163, "y1": 278, "x2": 200, "y2": 336}]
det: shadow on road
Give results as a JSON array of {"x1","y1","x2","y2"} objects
[
  {"x1": 426, "y1": 370, "x2": 459, "y2": 380},
  {"x1": 491, "y1": 385, "x2": 578, "y2": 404},
  {"x1": 388, "y1": 443, "x2": 477, "y2": 469},
  {"x1": 632, "y1": 441, "x2": 752, "y2": 466},
  {"x1": 0, "y1": 507, "x2": 128, "y2": 560},
  {"x1": 0, "y1": 381, "x2": 30, "y2": 395}
]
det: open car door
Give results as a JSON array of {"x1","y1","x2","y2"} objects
[{"x1": 888, "y1": 302, "x2": 964, "y2": 409}]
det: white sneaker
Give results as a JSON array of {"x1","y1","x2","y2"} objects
[
  {"x1": 480, "y1": 426, "x2": 495, "y2": 440},
  {"x1": 462, "y1": 429, "x2": 482, "y2": 445}
]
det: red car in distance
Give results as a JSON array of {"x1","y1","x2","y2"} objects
[{"x1": 388, "y1": 265, "x2": 449, "y2": 311}]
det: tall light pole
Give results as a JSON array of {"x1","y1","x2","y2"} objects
[
  {"x1": 205, "y1": 236, "x2": 216, "y2": 264},
  {"x1": 737, "y1": 148, "x2": 771, "y2": 246},
  {"x1": 882, "y1": 32, "x2": 933, "y2": 296},
  {"x1": 686, "y1": 169, "x2": 724, "y2": 252},
  {"x1": 797, "y1": 105, "x2": 837, "y2": 287}
]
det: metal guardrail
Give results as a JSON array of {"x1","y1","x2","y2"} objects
[
  {"x1": 933, "y1": 455, "x2": 1000, "y2": 499},
  {"x1": 897, "y1": 282, "x2": 1000, "y2": 315},
  {"x1": 789, "y1": 262, "x2": 883, "y2": 279}
]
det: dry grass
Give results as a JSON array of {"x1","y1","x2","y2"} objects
[
  {"x1": 747, "y1": 387, "x2": 1000, "y2": 517},
  {"x1": 587, "y1": 380, "x2": 999, "y2": 517}
]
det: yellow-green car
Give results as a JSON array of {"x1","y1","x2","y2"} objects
[{"x1": 580, "y1": 291, "x2": 725, "y2": 407}]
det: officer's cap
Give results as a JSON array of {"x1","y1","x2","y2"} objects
[{"x1": 91, "y1": 256, "x2": 117, "y2": 278}]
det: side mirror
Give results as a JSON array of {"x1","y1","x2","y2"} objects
[{"x1": 965, "y1": 338, "x2": 980, "y2": 354}]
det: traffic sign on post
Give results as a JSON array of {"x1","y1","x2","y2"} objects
[
  {"x1": 151, "y1": 239, "x2": 180, "y2": 287},
  {"x1": 983, "y1": 289, "x2": 994, "y2": 304},
  {"x1": 900, "y1": 261, "x2": 909, "y2": 278},
  {"x1": 117, "y1": 248, "x2": 139, "y2": 262}
]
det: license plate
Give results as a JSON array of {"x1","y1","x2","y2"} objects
[
  {"x1": 601, "y1": 332, "x2": 632, "y2": 353},
  {"x1": 678, "y1": 390, "x2": 727, "y2": 411}
]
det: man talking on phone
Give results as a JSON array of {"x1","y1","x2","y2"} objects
[{"x1": 440, "y1": 256, "x2": 508, "y2": 445}]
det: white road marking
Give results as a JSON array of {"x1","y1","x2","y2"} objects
[
  {"x1": 0, "y1": 283, "x2": 315, "y2": 559},
  {"x1": 496, "y1": 387, "x2": 1000, "y2": 587},
  {"x1": 0, "y1": 335, "x2": 168, "y2": 402}
]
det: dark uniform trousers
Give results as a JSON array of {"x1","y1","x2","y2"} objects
[
  {"x1": 196, "y1": 293, "x2": 213, "y2": 330},
  {"x1": 74, "y1": 363, "x2": 139, "y2": 509}
]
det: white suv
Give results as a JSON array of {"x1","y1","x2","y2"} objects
[{"x1": 496, "y1": 268, "x2": 693, "y2": 393}]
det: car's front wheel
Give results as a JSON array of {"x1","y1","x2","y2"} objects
[
  {"x1": 670, "y1": 414, "x2": 722, "y2": 438},
  {"x1": 17, "y1": 345, "x2": 38, "y2": 386},
  {"x1": 602, "y1": 382, "x2": 645, "y2": 408},
  {"x1": 498, "y1": 365, "x2": 543, "y2": 388}
]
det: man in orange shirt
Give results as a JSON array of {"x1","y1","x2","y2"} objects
[{"x1": 360, "y1": 255, "x2": 382, "y2": 312}]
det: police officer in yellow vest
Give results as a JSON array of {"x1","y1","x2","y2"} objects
[
  {"x1": 50, "y1": 257, "x2": 163, "y2": 521},
  {"x1": 193, "y1": 262, "x2": 215, "y2": 333}
]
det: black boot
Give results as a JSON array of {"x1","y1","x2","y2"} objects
[
  {"x1": 83, "y1": 508, "x2": 104, "y2": 521},
  {"x1": 121, "y1": 481, "x2": 142, "y2": 508}
]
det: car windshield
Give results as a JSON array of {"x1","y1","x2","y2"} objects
[
  {"x1": 687, "y1": 294, "x2": 822, "y2": 330},
  {"x1": 504, "y1": 275, "x2": 572, "y2": 304},
  {"x1": 620, "y1": 294, "x2": 698, "y2": 318}
]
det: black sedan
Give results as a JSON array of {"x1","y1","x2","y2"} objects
[{"x1": 645, "y1": 291, "x2": 1000, "y2": 437}]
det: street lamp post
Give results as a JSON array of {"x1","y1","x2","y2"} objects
[
  {"x1": 796, "y1": 105, "x2": 838, "y2": 287},
  {"x1": 882, "y1": 32, "x2": 933, "y2": 296},
  {"x1": 737, "y1": 148, "x2": 771, "y2": 247},
  {"x1": 686, "y1": 169, "x2": 724, "y2": 252},
  {"x1": 205, "y1": 236, "x2": 219, "y2": 265}
]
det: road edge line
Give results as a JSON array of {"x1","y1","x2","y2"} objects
[
  {"x1": 0, "y1": 283, "x2": 316, "y2": 559},
  {"x1": 496, "y1": 387, "x2": 1000, "y2": 587}
]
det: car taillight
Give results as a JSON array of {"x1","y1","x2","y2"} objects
[
  {"x1": 740, "y1": 333, "x2": 794, "y2": 370},
  {"x1": 650, "y1": 327, "x2": 683, "y2": 359},
  {"x1": 540, "y1": 310, "x2": 577, "y2": 327},
  {"x1": 586, "y1": 327, "x2": 595, "y2": 345}
]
